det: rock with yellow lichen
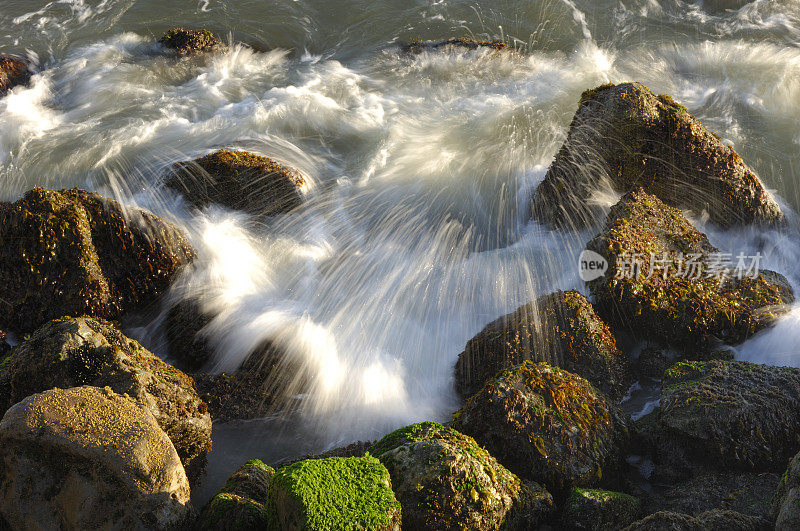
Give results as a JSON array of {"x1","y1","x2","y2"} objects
[
  {"x1": 531, "y1": 82, "x2": 784, "y2": 229},
  {"x1": 0, "y1": 386, "x2": 191, "y2": 529},
  {"x1": 0, "y1": 317, "x2": 211, "y2": 484},
  {"x1": 159, "y1": 28, "x2": 226, "y2": 56},
  {"x1": 452, "y1": 361, "x2": 630, "y2": 497},
  {"x1": 0, "y1": 187, "x2": 196, "y2": 335},
  {"x1": 164, "y1": 149, "x2": 304, "y2": 219}
]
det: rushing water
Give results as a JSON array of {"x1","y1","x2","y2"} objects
[{"x1": 3, "y1": 0, "x2": 800, "y2": 502}]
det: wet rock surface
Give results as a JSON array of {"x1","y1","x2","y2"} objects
[
  {"x1": 561, "y1": 488, "x2": 641, "y2": 530},
  {"x1": 198, "y1": 459, "x2": 274, "y2": 530},
  {"x1": 0, "y1": 55, "x2": 30, "y2": 96},
  {"x1": 159, "y1": 27, "x2": 226, "y2": 55},
  {"x1": 622, "y1": 509, "x2": 768, "y2": 530},
  {"x1": 773, "y1": 449, "x2": 800, "y2": 530},
  {"x1": 402, "y1": 37, "x2": 508, "y2": 54}
]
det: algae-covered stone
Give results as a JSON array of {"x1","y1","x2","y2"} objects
[
  {"x1": 0, "y1": 187, "x2": 195, "y2": 334},
  {"x1": 0, "y1": 386, "x2": 190, "y2": 529},
  {"x1": 402, "y1": 37, "x2": 508, "y2": 54},
  {"x1": 198, "y1": 459, "x2": 275, "y2": 530},
  {"x1": 455, "y1": 290, "x2": 629, "y2": 401},
  {"x1": 164, "y1": 298, "x2": 214, "y2": 371},
  {"x1": 561, "y1": 488, "x2": 641, "y2": 530},
  {"x1": 165, "y1": 149, "x2": 304, "y2": 218},
  {"x1": 623, "y1": 509, "x2": 767, "y2": 530},
  {"x1": 370, "y1": 421, "x2": 553, "y2": 530},
  {"x1": 453, "y1": 362, "x2": 628, "y2": 496},
  {"x1": 773, "y1": 450, "x2": 800, "y2": 530},
  {"x1": 0, "y1": 55, "x2": 31, "y2": 96},
  {"x1": 266, "y1": 455, "x2": 401, "y2": 530},
  {"x1": 531, "y1": 82, "x2": 784, "y2": 229},
  {"x1": 586, "y1": 189, "x2": 793, "y2": 350},
  {"x1": 159, "y1": 27, "x2": 225, "y2": 55},
  {"x1": 0, "y1": 317, "x2": 211, "y2": 483}
]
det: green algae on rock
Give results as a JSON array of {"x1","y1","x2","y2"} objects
[
  {"x1": 0, "y1": 55, "x2": 31, "y2": 96},
  {"x1": 586, "y1": 189, "x2": 793, "y2": 350},
  {"x1": 0, "y1": 386, "x2": 190, "y2": 529},
  {"x1": 452, "y1": 362, "x2": 629, "y2": 497},
  {"x1": 0, "y1": 187, "x2": 195, "y2": 334},
  {"x1": 531, "y1": 82, "x2": 784, "y2": 229},
  {"x1": 159, "y1": 27, "x2": 226, "y2": 55},
  {"x1": 370, "y1": 421, "x2": 553, "y2": 530},
  {"x1": 266, "y1": 455, "x2": 401, "y2": 530},
  {"x1": 454, "y1": 290, "x2": 629, "y2": 402},
  {"x1": 561, "y1": 488, "x2": 641, "y2": 530},
  {"x1": 165, "y1": 149, "x2": 304, "y2": 219},
  {"x1": 0, "y1": 316, "x2": 211, "y2": 483},
  {"x1": 198, "y1": 459, "x2": 275, "y2": 530}
]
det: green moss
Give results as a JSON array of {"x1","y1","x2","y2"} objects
[{"x1": 198, "y1": 492, "x2": 270, "y2": 530}]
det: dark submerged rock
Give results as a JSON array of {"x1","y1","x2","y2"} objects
[
  {"x1": 561, "y1": 488, "x2": 641, "y2": 530},
  {"x1": 773, "y1": 450, "x2": 800, "y2": 530},
  {"x1": 531, "y1": 82, "x2": 784, "y2": 229},
  {"x1": 0, "y1": 187, "x2": 195, "y2": 334},
  {"x1": 402, "y1": 37, "x2": 508, "y2": 54},
  {"x1": 159, "y1": 27, "x2": 225, "y2": 55},
  {"x1": 0, "y1": 55, "x2": 31, "y2": 96},
  {"x1": 164, "y1": 298, "x2": 214, "y2": 371},
  {"x1": 454, "y1": 290, "x2": 629, "y2": 401},
  {"x1": 623, "y1": 509, "x2": 768, "y2": 530},
  {"x1": 370, "y1": 421, "x2": 553, "y2": 530},
  {"x1": 586, "y1": 189, "x2": 793, "y2": 350},
  {"x1": 165, "y1": 149, "x2": 304, "y2": 218},
  {"x1": 198, "y1": 459, "x2": 275, "y2": 530}
]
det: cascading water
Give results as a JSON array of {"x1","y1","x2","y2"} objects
[{"x1": 2, "y1": 0, "x2": 800, "y2": 503}]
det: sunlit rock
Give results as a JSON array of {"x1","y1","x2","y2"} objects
[
  {"x1": 0, "y1": 55, "x2": 31, "y2": 96},
  {"x1": 159, "y1": 27, "x2": 226, "y2": 55},
  {"x1": 198, "y1": 459, "x2": 275, "y2": 530}
]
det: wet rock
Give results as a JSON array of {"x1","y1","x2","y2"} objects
[
  {"x1": 370, "y1": 421, "x2": 553, "y2": 529},
  {"x1": 452, "y1": 361, "x2": 629, "y2": 496},
  {"x1": 402, "y1": 37, "x2": 508, "y2": 54},
  {"x1": 198, "y1": 459, "x2": 274, "y2": 530},
  {"x1": 0, "y1": 187, "x2": 196, "y2": 334},
  {"x1": 586, "y1": 189, "x2": 793, "y2": 350},
  {"x1": 772, "y1": 449, "x2": 800, "y2": 530},
  {"x1": 266, "y1": 455, "x2": 401, "y2": 530},
  {"x1": 159, "y1": 27, "x2": 226, "y2": 55},
  {"x1": 636, "y1": 347, "x2": 671, "y2": 379},
  {"x1": 531, "y1": 82, "x2": 784, "y2": 229},
  {"x1": 0, "y1": 386, "x2": 190, "y2": 529},
  {"x1": 0, "y1": 55, "x2": 31, "y2": 96},
  {"x1": 0, "y1": 331, "x2": 9, "y2": 358},
  {"x1": 0, "y1": 317, "x2": 211, "y2": 483},
  {"x1": 165, "y1": 149, "x2": 304, "y2": 218},
  {"x1": 455, "y1": 290, "x2": 629, "y2": 401},
  {"x1": 164, "y1": 298, "x2": 214, "y2": 371},
  {"x1": 623, "y1": 510, "x2": 767, "y2": 530},
  {"x1": 561, "y1": 488, "x2": 641, "y2": 530}
]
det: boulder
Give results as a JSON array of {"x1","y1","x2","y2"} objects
[
  {"x1": 402, "y1": 37, "x2": 507, "y2": 54},
  {"x1": 0, "y1": 386, "x2": 190, "y2": 529},
  {"x1": 159, "y1": 28, "x2": 226, "y2": 55},
  {"x1": 0, "y1": 317, "x2": 211, "y2": 482},
  {"x1": 623, "y1": 510, "x2": 767, "y2": 530},
  {"x1": 452, "y1": 361, "x2": 629, "y2": 496},
  {"x1": 369, "y1": 421, "x2": 554, "y2": 529},
  {"x1": 455, "y1": 290, "x2": 629, "y2": 401},
  {"x1": 164, "y1": 299, "x2": 214, "y2": 371},
  {"x1": 0, "y1": 55, "x2": 30, "y2": 96},
  {"x1": 774, "y1": 450, "x2": 800, "y2": 530},
  {"x1": 0, "y1": 187, "x2": 195, "y2": 334},
  {"x1": 266, "y1": 455, "x2": 401, "y2": 530},
  {"x1": 531, "y1": 82, "x2": 784, "y2": 229},
  {"x1": 586, "y1": 189, "x2": 793, "y2": 350},
  {"x1": 198, "y1": 459, "x2": 274, "y2": 530},
  {"x1": 164, "y1": 149, "x2": 304, "y2": 218},
  {"x1": 561, "y1": 488, "x2": 641, "y2": 530}
]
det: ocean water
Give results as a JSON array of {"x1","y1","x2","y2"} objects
[{"x1": 2, "y1": 0, "x2": 800, "y2": 503}]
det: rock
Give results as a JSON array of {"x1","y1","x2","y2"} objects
[
  {"x1": 198, "y1": 459, "x2": 274, "y2": 530},
  {"x1": 165, "y1": 149, "x2": 304, "y2": 218},
  {"x1": 561, "y1": 488, "x2": 641, "y2": 530},
  {"x1": 159, "y1": 27, "x2": 225, "y2": 55},
  {"x1": 586, "y1": 189, "x2": 793, "y2": 350},
  {"x1": 164, "y1": 298, "x2": 214, "y2": 371},
  {"x1": 370, "y1": 421, "x2": 554, "y2": 529},
  {"x1": 402, "y1": 37, "x2": 508, "y2": 54},
  {"x1": 636, "y1": 347, "x2": 671, "y2": 379},
  {"x1": 773, "y1": 450, "x2": 800, "y2": 530},
  {"x1": 531, "y1": 82, "x2": 784, "y2": 229},
  {"x1": 0, "y1": 55, "x2": 30, "y2": 96},
  {"x1": 452, "y1": 361, "x2": 629, "y2": 496},
  {"x1": 0, "y1": 386, "x2": 190, "y2": 529},
  {"x1": 455, "y1": 290, "x2": 629, "y2": 401},
  {"x1": 640, "y1": 360, "x2": 800, "y2": 479},
  {"x1": 0, "y1": 317, "x2": 211, "y2": 483},
  {"x1": 623, "y1": 510, "x2": 767, "y2": 530},
  {"x1": 0, "y1": 187, "x2": 195, "y2": 334},
  {"x1": 0, "y1": 331, "x2": 9, "y2": 358},
  {"x1": 266, "y1": 455, "x2": 401, "y2": 530}
]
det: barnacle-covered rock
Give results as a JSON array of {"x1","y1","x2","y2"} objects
[
  {"x1": 0, "y1": 55, "x2": 30, "y2": 96},
  {"x1": 452, "y1": 362, "x2": 629, "y2": 496},
  {"x1": 455, "y1": 290, "x2": 629, "y2": 401},
  {"x1": 0, "y1": 386, "x2": 190, "y2": 529},
  {"x1": 370, "y1": 421, "x2": 554, "y2": 529},
  {"x1": 0, "y1": 187, "x2": 195, "y2": 334},
  {"x1": 198, "y1": 459, "x2": 275, "y2": 530},
  {"x1": 159, "y1": 27, "x2": 226, "y2": 55},
  {"x1": 561, "y1": 488, "x2": 641, "y2": 530},
  {"x1": 531, "y1": 82, "x2": 784, "y2": 229},
  {"x1": 586, "y1": 189, "x2": 793, "y2": 350},
  {"x1": 165, "y1": 149, "x2": 304, "y2": 218},
  {"x1": 0, "y1": 317, "x2": 211, "y2": 483}
]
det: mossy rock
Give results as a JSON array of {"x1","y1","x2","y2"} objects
[
  {"x1": 0, "y1": 187, "x2": 195, "y2": 334},
  {"x1": 370, "y1": 421, "x2": 553, "y2": 530},
  {"x1": 773, "y1": 449, "x2": 800, "y2": 530},
  {"x1": 265, "y1": 455, "x2": 401, "y2": 530},
  {"x1": 531, "y1": 82, "x2": 784, "y2": 229},
  {"x1": 165, "y1": 149, "x2": 304, "y2": 218},
  {"x1": 0, "y1": 55, "x2": 31, "y2": 96},
  {"x1": 561, "y1": 488, "x2": 641, "y2": 530},
  {"x1": 159, "y1": 27, "x2": 225, "y2": 55},
  {"x1": 452, "y1": 362, "x2": 629, "y2": 497},
  {"x1": 198, "y1": 459, "x2": 275, "y2": 530},
  {"x1": 402, "y1": 37, "x2": 508, "y2": 54},
  {"x1": 455, "y1": 290, "x2": 629, "y2": 401},
  {"x1": 622, "y1": 509, "x2": 767, "y2": 530},
  {"x1": 0, "y1": 317, "x2": 211, "y2": 484},
  {"x1": 586, "y1": 189, "x2": 793, "y2": 351}
]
